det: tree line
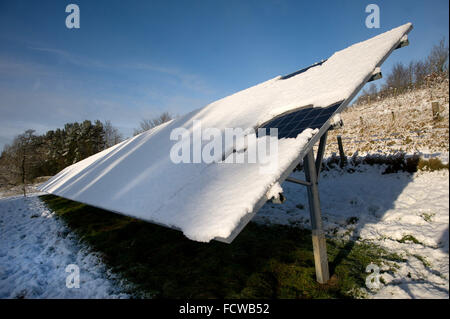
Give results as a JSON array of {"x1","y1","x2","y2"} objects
[
  {"x1": 0, "y1": 120, "x2": 123, "y2": 193},
  {"x1": 356, "y1": 38, "x2": 449, "y2": 105},
  {"x1": 0, "y1": 113, "x2": 173, "y2": 194}
]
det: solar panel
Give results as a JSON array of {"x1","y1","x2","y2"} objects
[
  {"x1": 258, "y1": 102, "x2": 342, "y2": 139},
  {"x1": 280, "y1": 60, "x2": 328, "y2": 80},
  {"x1": 38, "y1": 23, "x2": 413, "y2": 244}
]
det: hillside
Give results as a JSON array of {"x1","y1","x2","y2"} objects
[{"x1": 325, "y1": 78, "x2": 449, "y2": 162}]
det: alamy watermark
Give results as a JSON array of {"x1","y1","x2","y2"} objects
[
  {"x1": 365, "y1": 263, "x2": 382, "y2": 290},
  {"x1": 65, "y1": 264, "x2": 80, "y2": 289},
  {"x1": 65, "y1": 4, "x2": 80, "y2": 29},
  {"x1": 169, "y1": 120, "x2": 279, "y2": 174},
  {"x1": 365, "y1": 4, "x2": 380, "y2": 29}
]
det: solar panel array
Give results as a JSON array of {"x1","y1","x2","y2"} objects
[{"x1": 259, "y1": 102, "x2": 342, "y2": 139}]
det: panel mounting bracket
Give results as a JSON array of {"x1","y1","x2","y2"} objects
[
  {"x1": 395, "y1": 35, "x2": 409, "y2": 49},
  {"x1": 368, "y1": 67, "x2": 383, "y2": 82}
]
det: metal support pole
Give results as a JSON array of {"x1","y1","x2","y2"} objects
[
  {"x1": 304, "y1": 149, "x2": 330, "y2": 284},
  {"x1": 285, "y1": 176, "x2": 311, "y2": 186},
  {"x1": 315, "y1": 131, "x2": 328, "y2": 180}
]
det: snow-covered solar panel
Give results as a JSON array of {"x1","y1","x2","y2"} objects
[{"x1": 39, "y1": 23, "x2": 413, "y2": 243}]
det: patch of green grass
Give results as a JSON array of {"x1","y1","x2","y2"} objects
[
  {"x1": 398, "y1": 235, "x2": 422, "y2": 245},
  {"x1": 417, "y1": 158, "x2": 449, "y2": 172},
  {"x1": 419, "y1": 211, "x2": 435, "y2": 223},
  {"x1": 412, "y1": 254, "x2": 431, "y2": 268},
  {"x1": 324, "y1": 153, "x2": 448, "y2": 175},
  {"x1": 40, "y1": 194, "x2": 402, "y2": 299}
]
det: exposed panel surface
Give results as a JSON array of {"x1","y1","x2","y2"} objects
[{"x1": 258, "y1": 102, "x2": 342, "y2": 139}]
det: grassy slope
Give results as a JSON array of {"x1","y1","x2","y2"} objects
[
  {"x1": 40, "y1": 194, "x2": 404, "y2": 299},
  {"x1": 325, "y1": 79, "x2": 449, "y2": 156}
]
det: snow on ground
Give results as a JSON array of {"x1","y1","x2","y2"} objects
[
  {"x1": 0, "y1": 193, "x2": 129, "y2": 298},
  {"x1": 0, "y1": 184, "x2": 42, "y2": 199},
  {"x1": 0, "y1": 165, "x2": 448, "y2": 298},
  {"x1": 255, "y1": 166, "x2": 449, "y2": 299}
]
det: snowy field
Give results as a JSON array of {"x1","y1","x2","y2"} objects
[
  {"x1": 256, "y1": 166, "x2": 449, "y2": 298},
  {"x1": 0, "y1": 165, "x2": 448, "y2": 299},
  {"x1": 0, "y1": 193, "x2": 130, "y2": 298}
]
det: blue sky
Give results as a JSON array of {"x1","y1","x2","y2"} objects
[{"x1": 0, "y1": 0, "x2": 448, "y2": 149}]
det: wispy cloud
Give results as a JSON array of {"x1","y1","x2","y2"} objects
[
  {"x1": 27, "y1": 46, "x2": 215, "y2": 95},
  {"x1": 127, "y1": 62, "x2": 215, "y2": 95},
  {"x1": 0, "y1": 55, "x2": 55, "y2": 77},
  {"x1": 0, "y1": 50, "x2": 216, "y2": 150},
  {"x1": 28, "y1": 46, "x2": 107, "y2": 69}
]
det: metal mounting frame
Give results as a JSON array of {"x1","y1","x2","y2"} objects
[{"x1": 285, "y1": 128, "x2": 330, "y2": 283}]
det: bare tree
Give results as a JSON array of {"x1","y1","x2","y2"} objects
[
  {"x1": 0, "y1": 145, "x2": 16, "y2": 189},
  {"x1": 384, "y1": 62, "x2": 413, "y2": 89},
  {"x1": 367, "y1": 83, "x2": 378, "y2": 95},
  {"x1": 413, "y1": 60, "x2": 430, "y2": 85},
  {"x1": 103, "y1": 120, "x2": 124, "y2": 148},
  {"x1": 428, "y1": 38, "x2": 449, "y2": 74},
  {"x1": 133, "y1": 112, "x2": 172, "y2": 136},
  {"x1": 6, "y1": 130, "x2": 38, "y2": 196}
]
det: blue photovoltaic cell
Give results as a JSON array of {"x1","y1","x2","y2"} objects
[
  {"x1": 280, "y1": 60, "x2": 328, "y2": 80},
  {"x1": 258, "y1": 102, "x2": 341, "y2": 139}
]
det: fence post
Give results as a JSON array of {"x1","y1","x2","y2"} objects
[
  {"x1": 337, "y1": 136, "x2": 347, "y2": 168},
  {"x1": 432, "y1": 101, "x2": 440, "y2": 120}
]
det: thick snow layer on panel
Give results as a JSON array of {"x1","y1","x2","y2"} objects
[{"x1": 39, "y1": 23, "x2": 412, "y2": 242}]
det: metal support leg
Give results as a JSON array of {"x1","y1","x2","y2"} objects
[
  {"x1": 304, "y1": 149, "x2": 330, "y2": 284},
  {"x1": 315, "y1": 131, "x2": 328, "y2": 181}
]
